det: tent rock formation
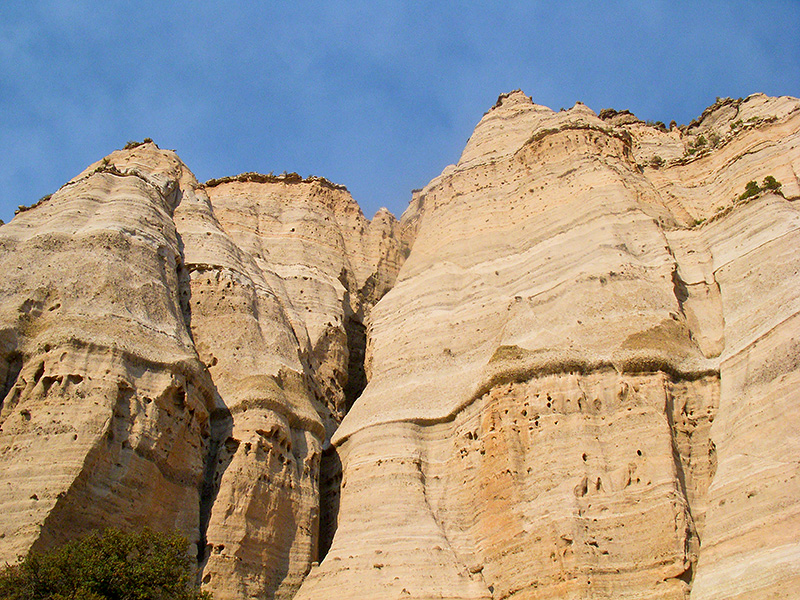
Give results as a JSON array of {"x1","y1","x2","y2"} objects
[{"x1": 1, "y1": 91, "x2": 799, "y2": 600}]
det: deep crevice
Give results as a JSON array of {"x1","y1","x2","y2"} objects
[
  {"x1": 662, "y1": 375, "x2": 719, "y2": 595},
  {"x1": 175, "y1": 229, "x2": 195, "y2": 345},
  {"x1": 317, "y1": 447, "x2": 342, "y2": 561},
  {"x1": 343, "y1": 316, "x2": 367, "y2": 412},
  {"x1": 316, "y1": 313, "x2": 365, "y2": 561},
  {"x1": 671, "y1": 267, "x2": 689, "y2": 309},
  {"x1": 173, "y1": 224, "x2": 234, "y2": 572},
  {"x1": 197, "y1": 405, "x2": 234, "y2": 570},
  {"x1": 316, "y1": 276, "x2": 373, "y2": 561}
]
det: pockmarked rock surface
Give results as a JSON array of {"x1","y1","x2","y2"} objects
[
  {"x1": 297, "y1": 91, "x2": 800, "y2": 600},
  {"x1": 0, "y1": 148, "x2": 403, "y2": 600},
  {"x1": 1, "y1": 91, "x2": 799, "y2": 600}
]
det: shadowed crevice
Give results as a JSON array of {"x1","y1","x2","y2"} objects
[
  {"x1": 343, "y1": 316, "x2": 367, "y2": 412},
  {"x1": 317, "y1": 447, "x2": 342, "y2": 561}
]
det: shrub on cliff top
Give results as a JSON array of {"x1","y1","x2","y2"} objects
[
  {"x1": 0, "y1": 528, "x2": 211, "y2": 600},
  {"x1": 123, "y1": 138, "x2": 154, "y2": 150}
]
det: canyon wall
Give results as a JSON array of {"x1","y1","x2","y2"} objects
[
  {"x1": 0, "y1": 150, "x2": 403, "y2": 599},
  {"x1": 1, "y1": 91, "x2": 799, "y2": 599}
]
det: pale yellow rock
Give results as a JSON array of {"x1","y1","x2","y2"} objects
[
  {"x1": 0, "y1": 143, "x2": 213, "y2": 564},
  {"x1": 1, "y1": 91, "x2": 799, "y2": 600},
  {"x1": 0, "y1": 145, "x2": 403, "y2": 600},
  {"x1": 299, "y1": 91, "x2": 800, "y2": 600},
  {"x1": 177, "y1": 174, "x2": 403, "y2": 599}
]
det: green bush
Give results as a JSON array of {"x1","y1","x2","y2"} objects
[
  {"x1": 15, "y1": 194, "x2": 53, "y2": 215},
  {"x1": 0, "y1": 528, "x2": 211, "y2": 600},
  {"x1": 762, "y1": 175, "x2": 781, "y2": 191},
  {"x1": 122, "y1": 139, "x2": 153, "y2": 150},
  {"x1": 738, "y1": 176, "x2": 782, "y2": 201},
  {"x1": 739, "y1": 180, "x2": 761, "y2": 200}
]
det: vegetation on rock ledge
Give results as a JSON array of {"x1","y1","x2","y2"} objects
[
  {"x1": 123, "y1": 138, "x2": 155, "y2": 150},
  {"x1": 15, "y1": 194, "x2": 53, "y2": 215},
  {"x1": 203, "y1": 171, "x2": 348, "y2": 191},
  {"x1": 739, "y1": 176, "x2": 782, "y2": 201}
]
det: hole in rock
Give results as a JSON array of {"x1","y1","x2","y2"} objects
[
  {"x1": 0, "y1": 352, "x2": 23, "y2": 412},
  {"x1": 32, "y1": 362, "x2": 45, "y2": 385}
]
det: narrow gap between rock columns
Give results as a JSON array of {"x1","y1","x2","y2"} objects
[
  {"x1": 316, "y1": 307, "x2": 369, "y2": 561},
  {"x1": 343, "y1": 315, "x2": 367, "y2": 412},
  {"x1": 317, "y1": 447, "x2": 342, "y2": 561},
  {"x1": 196, "y1": 407, "x2": 234, "y2": 572}
]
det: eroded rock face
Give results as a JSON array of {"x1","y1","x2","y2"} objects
[
  {"x1": 178, "y1": 175, "x2": 403, "y2": 599},
  {"x1": 1, "y1": 91, "x2": 799, "y2": 600},
  {"x1": 0, "y1": 147, "x2": 403, "y2": 600},
  {"x1": 297, "y1": 91, "x2": 800, "y2": 600},
  {"x1": 0, "y1": 148, "x2": 213, "y2": 565}
]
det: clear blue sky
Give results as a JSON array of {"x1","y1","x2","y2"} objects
[{"x1": 1, "y1": 1, "x2": 799, "y2": 223}]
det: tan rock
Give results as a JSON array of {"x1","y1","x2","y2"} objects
[
  {"x1": 0, "y1": 143, "x2": 213, "y2": 564},
  {"x1": 2, "y1": 91, "x2": 799, "y2": 600},
  {"x1": 299, "y1": 91, "x2": 800, "y2": 600},
  {"x1": 179, "y1": 174, "x2": 403, "y2": 599},
  {"x1": 0, "y1": 146, "x2": 403, "y2": 599}
]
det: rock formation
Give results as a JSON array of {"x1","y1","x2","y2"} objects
[{"x1": 1, "y1": 91, "x2": 799, "y2": 600}]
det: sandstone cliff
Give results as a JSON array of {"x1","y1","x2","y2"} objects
[
  {"x1": 1, "y1": 91, "x2": 799, "y2": 600},
  {"x1": 0, "y1": 148, "x2": 403, "y2": 600}
]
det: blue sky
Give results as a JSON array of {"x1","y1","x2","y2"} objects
[{"x1": 1, "y1": 1, "x2": 799, "y2": 223}]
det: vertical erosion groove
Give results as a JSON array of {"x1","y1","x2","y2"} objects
[
  {"x1": 343, "y1": 316, "x2": 367, "y2": 412},
  {"x1": 175, "y1": 229, "x2": 193, "y2": 336},
  {"x1": 197, "y1": 408, "x2": 234, "y2": 569},
  {"x1": 671, "y1": 267, "x2": 689, "y2": 309},
  {"x1": 317, "y1": 297, "x2": 371, "y2": 561},
  {"x1": 663, "y1": 374, "x2": 720, "y2": 592},
  {"x1": 173, "y1": 227, "x2": 231, "y2": 570},
  {"x1": 664, "y1": 380, "x2": 697, "y2": 586},
  {"x1": 318, "y1": 448, "x2": 342, "y2": 561}
]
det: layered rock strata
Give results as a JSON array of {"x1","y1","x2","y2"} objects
[
  {"x1": 181, "y1": 173, "x2": 403, "y2": 599},
  {"x1": 1, "y1": 90, "x2": 799, "y2": 600},
  {"x1": 0, "y1": 147, "x2": 402, "y2": 600},
  {"x1": 297, "y1": 91, "x2": 800, "y2": 600},
  {"x1": 0, "y1": 150, "x2": 212, "y2": 568}
]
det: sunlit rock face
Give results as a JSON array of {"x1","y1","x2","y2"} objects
[
  {"x1": 0, "y1": 148, "x2": 213, "y2": 568},
  {"x1": 1, "y1": 90, "x2": 799, "y2": 600},
  {"x1": 178, "y1": 174, "x2": 403, "y2": 599},
  {"x1": 0, "y1": 146, "x2": 403, "y2": 600},
  {"x1": 297, "y1": 91, "x2": 800, "y2": 600}
]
